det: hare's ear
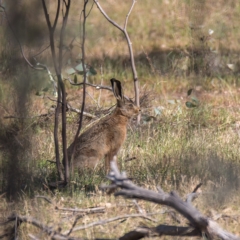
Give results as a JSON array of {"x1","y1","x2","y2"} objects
[{"x1": 110, "y1": 78, "x2": 124, "y2": 105}]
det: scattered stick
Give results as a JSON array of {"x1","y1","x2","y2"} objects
[
  {"x1": 3, "y1": 113, "x2": 50, "y2": 119},
  {"x1": 28, "y1": 233, "x2": 41, "y2": 240},
  {"x1": 56, "y1": 206, "x2": 105, "y2": 214},
  {"x1": 35, "y1": 195, "x2": 54, "y2": 205},
  {"x1": 125, "y1": 157, "x2": 136, "y2": 162},
  {"x1": 132, "y1": 200, "x2": 144, "y2": 214},
  {"x1": 63, "y1": 213, "x2": 160, "y2": 234},
  {"x1": 35, "y1": 195, "x2": 105, "y2": 214}
]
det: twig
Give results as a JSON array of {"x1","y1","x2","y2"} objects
[
  {"x1": 47, "y1": 96, "x2": 97, "y2": 119},
  {"x1": 67, "y1": 103, "x2": 97, "y2": 119},
  {"x1": 66, "y1": 216, "x2": 82, "y2": 236},
  {"x1": 193, "y1": 182, "x2": 203, "y2": 193},
  {"x1": 35, "y1": 195, "x2": 54, "y2": 205},
  {"x1": 31, "y1": 45, "x2": 50, "y2": 58},
  {"x1": 56, "y1": 206, "x2": 105, "y2": 214},
  {"x1": 186, "y1": 182, "x2": 202, "y2": 203},
  {"x1": 63, "y1": 213, "x2": 160, "y2": 234},
  {"x1": 132, "y1": 200, "x2": 144, "y2": 214},
  {"x1": 3, "y1": 113, "x2": 50, "y2": 119},
  {"x1": 67, "y1": 77, "x2": 112, "y2": 91},
  {"x1": 125, "y1": 157, "x2": 136, "y2": 162}
]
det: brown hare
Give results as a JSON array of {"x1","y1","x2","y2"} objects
[{"x1": 67, "y1": 78, "x2": 140, "y2": 172}]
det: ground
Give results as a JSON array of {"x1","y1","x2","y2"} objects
[{"x1": 0, "y1": 0, "x2": 240, "y2": 239}]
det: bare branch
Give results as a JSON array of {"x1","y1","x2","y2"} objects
[
  {"x1": 124, "y1": 0, "x2": 136, "y2": 30},
  {"x1": 31, "y1": 45, "x2": 50, "y2": 58},
  {"x1": 93, "y1": 0, "x2": 140, "y2": 123},
  {"x1": 53, "y1": 0, "x2": 61, "y2": 30},
  {"x1": 41, "y1": 0, "x2": 64, "y2": 181},
  {"x1": 86, "y1": 1, "x2": 95, "y2": 18},
  {"x1": 94, "y1": 0, "x2": 123, "y2": 31}
]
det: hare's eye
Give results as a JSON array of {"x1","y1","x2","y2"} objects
[{"x1": 128, "y1": 103, "x2": 133, "y2": 107}]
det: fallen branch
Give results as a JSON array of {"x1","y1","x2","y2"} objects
[{"x1": 104, "y1": 158, "x2": 240, "y2": 240}]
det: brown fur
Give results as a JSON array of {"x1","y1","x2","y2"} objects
[{"x1": 67, "y1": 78, "x2": 140, "y2": 172}]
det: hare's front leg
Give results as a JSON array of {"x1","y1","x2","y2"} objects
[{"x1": 105, "y1": 153, "x2": 117, "y2": 173}]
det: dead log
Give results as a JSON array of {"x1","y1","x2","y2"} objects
[{"x1": 102, "y1": 157, "x2": 240, "y2": 240}]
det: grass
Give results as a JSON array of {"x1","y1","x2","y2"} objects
[{"x1": 1, "y1": 0, "x2": 240, "y2": 239}]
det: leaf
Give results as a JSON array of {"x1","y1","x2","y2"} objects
[
  {"x1": 75, "y1": 63, "x2": 84, "y2": 72},
  {"x1": 154, "y1": 107, "x2": 162, "y2": 116},
  {"x1": 65, "y1": 67, "x2": 76, "y2": 75},
  {"x1": 42, "y1": 87, "x2": 49, "y2": 92},
  {"x1": 227, "y1": 64, "x2": 235, "y2": 71},
  {"x1": 141, "y1": 114, "x2": 155, "y2": 123},
  {"x1": 187, "y1": 89, "x2": 193, "y2": 96},
  {"x1": 191, "y1": 96, "x2": 199, "y2": 104},
  {"x1": 74, "y1": 75, "x2": 78, "y2": 83},
  {"x1": 186, "y1": 101, "x2": 197, "y2": 108},
  {"x1": 88, "y1": 66, "x2": 97, "y2": 75},
  {"x1": 35, "y1": 91, "x2": 43, "y2": 96}
]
